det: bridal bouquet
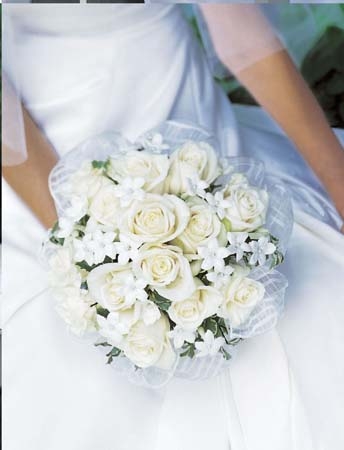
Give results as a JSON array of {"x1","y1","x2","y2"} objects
[{"x1": 44, "y1": 122, "x2": 292, "y2": 387}]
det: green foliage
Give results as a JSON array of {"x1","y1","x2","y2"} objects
[
  {"x1": 197, "y1": 271, "x2": 211, "y2": 286},
  {"x1": 78, "y1": 214, "x2": 90, "y2": 227},
  {"x1": 91, "y1": 159, "x2": 110, "y2": 170},
  {"x1": 49, "y1": 235, "x2": 65, "y2": 246},
  {"x1": 220, "y1": 347, "x2": 231, "y2": 361},
  {"x1": 76, "y1": 255, "x2": 115, "y2": 272},
  {"x1": 95, "y1": 342, "x2": 111, "y2": 347},
  {"x1": 180, "y1": 342, "x2": 196, "y2": 358},
  {"x1": 151, "y1": 291, "x2": 172, "y2": 311},
  {"x1": 49, "y1": 221, "x2": 65, "y2": 246},
  {"x1": 96, "y1": 305, "x2": 109, "y2": 318},
  {"x1": 106, "y1": 347, "x2": 122, "y2": 364},
  {"x1": 301, "y1": 26, "x2": 344, "y2": 127}
]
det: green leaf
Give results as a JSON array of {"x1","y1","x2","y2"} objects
[
  {"x1": 92, "y1": 159, "x2": 110, "y2": 170},
  {"x1": 49, "y1": 235, "x2": 65, "y2": 246},
  {"x1": 203, "y1": 317, "x2": 218, "y2": 335},
  {"x1": 180, "y1": 342, "x2": 196, "y2": 358},
  {"x1": 78, "y1": 214, "x2": 90, "y2": 227},
  {"x1": 96, "y1": 305, "x2": 109, "y2": 318},
  {"x1": 95, "y1": 342, "x2": 111, "y2": 348},
  {"x1": 51, "y1": 221, "x2": 59, "y2": 234},
  {"x1": 205, "y1": 182, "x2": 222, "y2": 194},
  {"x1": 220, "y1": 347, "x2": 232, "y2": 361},
  {"x1": 76, "y1": 260, "x2": 96, "y2": 272},
  {"x1": 80, "y1": 281, "x2": 88, "y2": 290},
  {"x1": 269, "y1": 251, "x2": 284, "y2": 269},
  {"x1": 197, "y1": 271, "x2": 211, "y2": 286},
  {"x1": 151, "y1": 291, "x2": 172, "y2": 311},
  {"x1": 227, "y1": 337, "x2": 242, "y2": 346},
  {"x1": 222, "y1": 218, "x2": 232, "y2": 232},
  {"x1": 106, "y1": 346, "x2": 122, "y2": 364}
]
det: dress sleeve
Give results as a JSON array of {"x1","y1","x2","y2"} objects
[
  {"x1": 2, "y1": 7, "x2": 28, "y2": 167},
  {"x1": 196, "y1": 4, "x2": 286, "y2": 76}
]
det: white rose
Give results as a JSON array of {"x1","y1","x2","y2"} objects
[
  {"x1": 48, "y1": 246, "x2": 81, "y2": 288},
  {"x1": 133, "y1": 243, "x2": 196, "y2": 302},
  {"x1": 223, "y1": 186, "x2": 268, "y2": 232},
  {"x1": 219, "y1": 268, "x2": 265, "y2": 327},
  {"x1": 87, "y1": 263, "x2": 138, "y2": 312},
  {"x1": 89, "y1": 185, "x2": 121, "y2": 228},
  {"x1": 108, "y1": 151, "x2": 170, "y2": 194},
  {"x1": 121, "y1": 194, "x2": 190, "y2": 245},
  {"x1": 165, "y1": 141, "x2": 220, "y2": 195},
  {"x1": 67, "y1": 161, "x2": 112, "y2": 201},
  {"x1": 55, "y1": 286, "x2": 97, "y2": 336},
  {"x1": 123, "y1": 314, "x2": 176, "y2": 369},
  {"x1": 172, "y1": 197, "x2": 227, "y2": 257},
  {"x1": 168, "y1": 280, "x2": 222, "y2": 330}
]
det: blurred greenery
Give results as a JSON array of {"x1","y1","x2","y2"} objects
[
  {"x1": 227, "y1": 25, "x2": 344, "y2": 128},
  {"x1": 197, "y1": 3, "x2": 344, "y2": 129}
]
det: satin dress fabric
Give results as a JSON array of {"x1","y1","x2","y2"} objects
[{"x1": 2, "y1": 5, "x2": 344, "y2": 450}]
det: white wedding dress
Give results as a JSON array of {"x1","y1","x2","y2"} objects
[{"x1": 2, "y1": 4, "x2": 344, "y2": 450}]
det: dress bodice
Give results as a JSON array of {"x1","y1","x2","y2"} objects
[{"x1": 5, "y1": 4, "x2": 174, "y2": 35}]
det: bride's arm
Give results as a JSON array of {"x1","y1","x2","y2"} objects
[
  {"x1": 2, "y1": 107, "x2": 58, "y2": 229},
  {"x1": 201, "y1": 4, "x2": 344, "y2": 226}
]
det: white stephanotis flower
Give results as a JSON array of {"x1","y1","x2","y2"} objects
[
  {"x1": 168, "y1": 325, "x2": 196, "y2": 349},
  {"x1": 206, "y1": 265, "x2": 235, "y2": 289},
  {"x1": 165, "y1": 141, "x2": 220, "y2": 195},
  {"x1": 116, "y1": 273, "x2": 148, "y2": 304},
  {"x1": 84, "y1": 216, "x2": 114, "y2": 234},
  {"x1": 135, "y1": 132, "x2": 170, "y2": 154},
  {"x1": 55, "y1": 216, "x2": 75, "y2": 239},
  {"x1": 185, "y1": 173, "x2": 209, "y2": 198},
  {"x1": 226, "y1": 232, "x2": 251, "y2": 262},
  {"x1": 73, "y1": 230, "x2": 117, "y2": 266},
  {"x1": 97, "y1": 314, "x2": 124, "y2": 347},
  {"x1": 87, "y1": 263, "x2": 147, "y2": 312},
  {"x1": 120, "y1": 194, "x2": 190, "y2": 245},
  {"x1": 205, "y1": 191, "x2": 231, "y2": 220},
  {"x1": 114, "y1": 177, "x2": 146, "y2": 208},
  {"x1": 115, "y1": 241, "x2": 139, "y2": 264},
  {"x1": 247, "y1": 236, "x2": 276, "y2": 266},
  {"x1": 198, "y1": 238, "x2": 231, "y2": 272},
  {"x1": 195, "y1": 330, "x2": 225, "y2": 358},
  {"x1": 65, "y1": 196, "x2": 88, "y2": 222},
  {"x1": 133, "y1": 243, "x2": 196, "y2": 302},
  {"x1": 140, "y1": 301, "x2": 161, "y2": 326},
  {"x1": 219, "y1": 267, "x2": 265, "y2": 327},
  {"x1": 97, "y1": 306, "x2": 141, "y2": 346}
]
